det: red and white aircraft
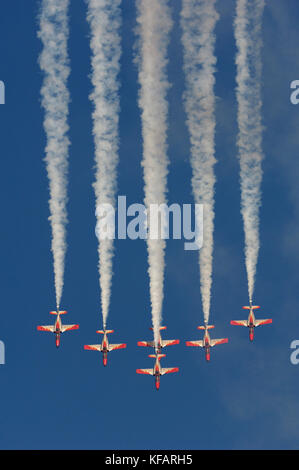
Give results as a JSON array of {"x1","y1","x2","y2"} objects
[
  {"x1": 186, "y1": 324, "x2": 228, "y2": 361},
  {"x1": 84, "y1": 330, "x2": 126, "y2": 366},
  {"x1": 137, "y1": 326, "x2": 179, "y2": 354},
  {"x1": 230, "y1": 301, "x2": 272, "y2": 341},
  {"x1": 37, "y1": 309, "x2": 79, "y2": 348},
  {"x1": 136, "y1": 354, "x2": 179, "y2": 391}
]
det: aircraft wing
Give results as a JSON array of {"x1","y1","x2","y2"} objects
[
  {"x1": 230, "y1": 320, "x2": 247, "y2": 327},
  {"x1": 108, "y1": 343, "x2": 126, "y2": 351},
  {"x1": 136, "y1": 368, "x2": 154, "y2": 375},
  {"x1": 254, "y1": 319, "x2": 272, "y2": 327},
  {"x1": 37, "y1": 325, "x2": 55, "y2": 332},
  {"x1": 210, "y1": 338, "x2": 228, "y2": 347},
  {"x1": 84, "y1": 344, "x2": 102, "y2": 352},
  {"x1": 137, "y1": 341, "x2": 154, "y2": 348},
  {"x1": 161, "y1": 367, "x2": 179, "y2": 375},
  {"x1": 186, "y1": 340, "x2": 204, "y2": 347},
  {"x1": 161, "y1": 339, "x2": 180, "y2": 347},
  {"x1": 61, "y1": 324, "x2": 79, "y2": 333}
]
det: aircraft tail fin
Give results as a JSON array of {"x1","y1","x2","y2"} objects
[
  {"x1": 50, "y1": 310, "x2": 67, "y2": 315},
  {"x1": 198, "y1": 325, "x2": 214, "y2": 330},
  {"x1": 96, "y1": 329, "x2": 114, "y2": 335},
  {"x1": 148, "y1": 354, "x2": 165, "y2": 360}
]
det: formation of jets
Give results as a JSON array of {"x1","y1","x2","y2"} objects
[{"x1": 37, "y1": 300, "x2": 272, "y2": 390}]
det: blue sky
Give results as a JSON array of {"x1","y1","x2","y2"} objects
[{"x1": 0, "y1": 0, "x2": 298, "y2": 450}]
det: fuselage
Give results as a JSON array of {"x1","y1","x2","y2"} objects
[
  {"x1": 203, "y1": 328, "x2": 211, "y2": 361},
  {"x1": 154, "y1": 334, "x2": 163, "y2": 355},
  {"x1": 54, "y1": 313, "x2": 62, "y2": 348},
  {"x1": 153, "y1": 358, "x2": 162, "y2": 390},
  {"x1": 247, "y1": 309, "x2": 256, "y2": 341},
  {"x1": 101, "y1": 332, "x2": 109, "y2": 366}
]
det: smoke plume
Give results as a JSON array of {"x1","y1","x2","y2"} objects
[
  {"x1": 181, "y1": 0, "x2": 219, "y2": 323},
  {"x1": 38, "y1": 0, "x2": 71, "y2": 308},
  {"x1": 234, "y1": 0, "x2": 265, "y2": 302},
  {"x1": 87, "y1": 0, "x2": 122, "y2": 328},
  {"x1": 135, "y1": 0, "x2": 173, "y2": 344}
]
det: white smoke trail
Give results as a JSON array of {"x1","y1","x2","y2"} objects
[
  {"x1": 38, "y1": 0, "x2": 71, "y2": 309},
  {"x1": 181, "y1": 0, "x2": 219, "y2": 324},
  {"x1": 135, "y1": 0, "x2": 172, "y2": 345},
  {"x1": 234, "y1": 0, "x2": 265, "y2": 303},
  {"x1": 87, "y1": 0, "x2": 121, "y2": 329}
]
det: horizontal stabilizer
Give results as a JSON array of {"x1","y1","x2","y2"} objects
[
  {"x1": 50, "y1": 310, "x2": 67, "y2": 315},
  {"x1": 149, "y1": 326, "x2": 167, "y2": 331},
  {"x1": 148, "y1": 353, "x2": 165, "y2": 359},
  {"x1": 198, "y1": 325, "x2": 214, "y2": 330},
  {"x1": 243, "y1": 305, "x2": 260, "y2": 310},
  {"x1": 96, "y1": 329, "x2": 114, "y2": 335}
]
